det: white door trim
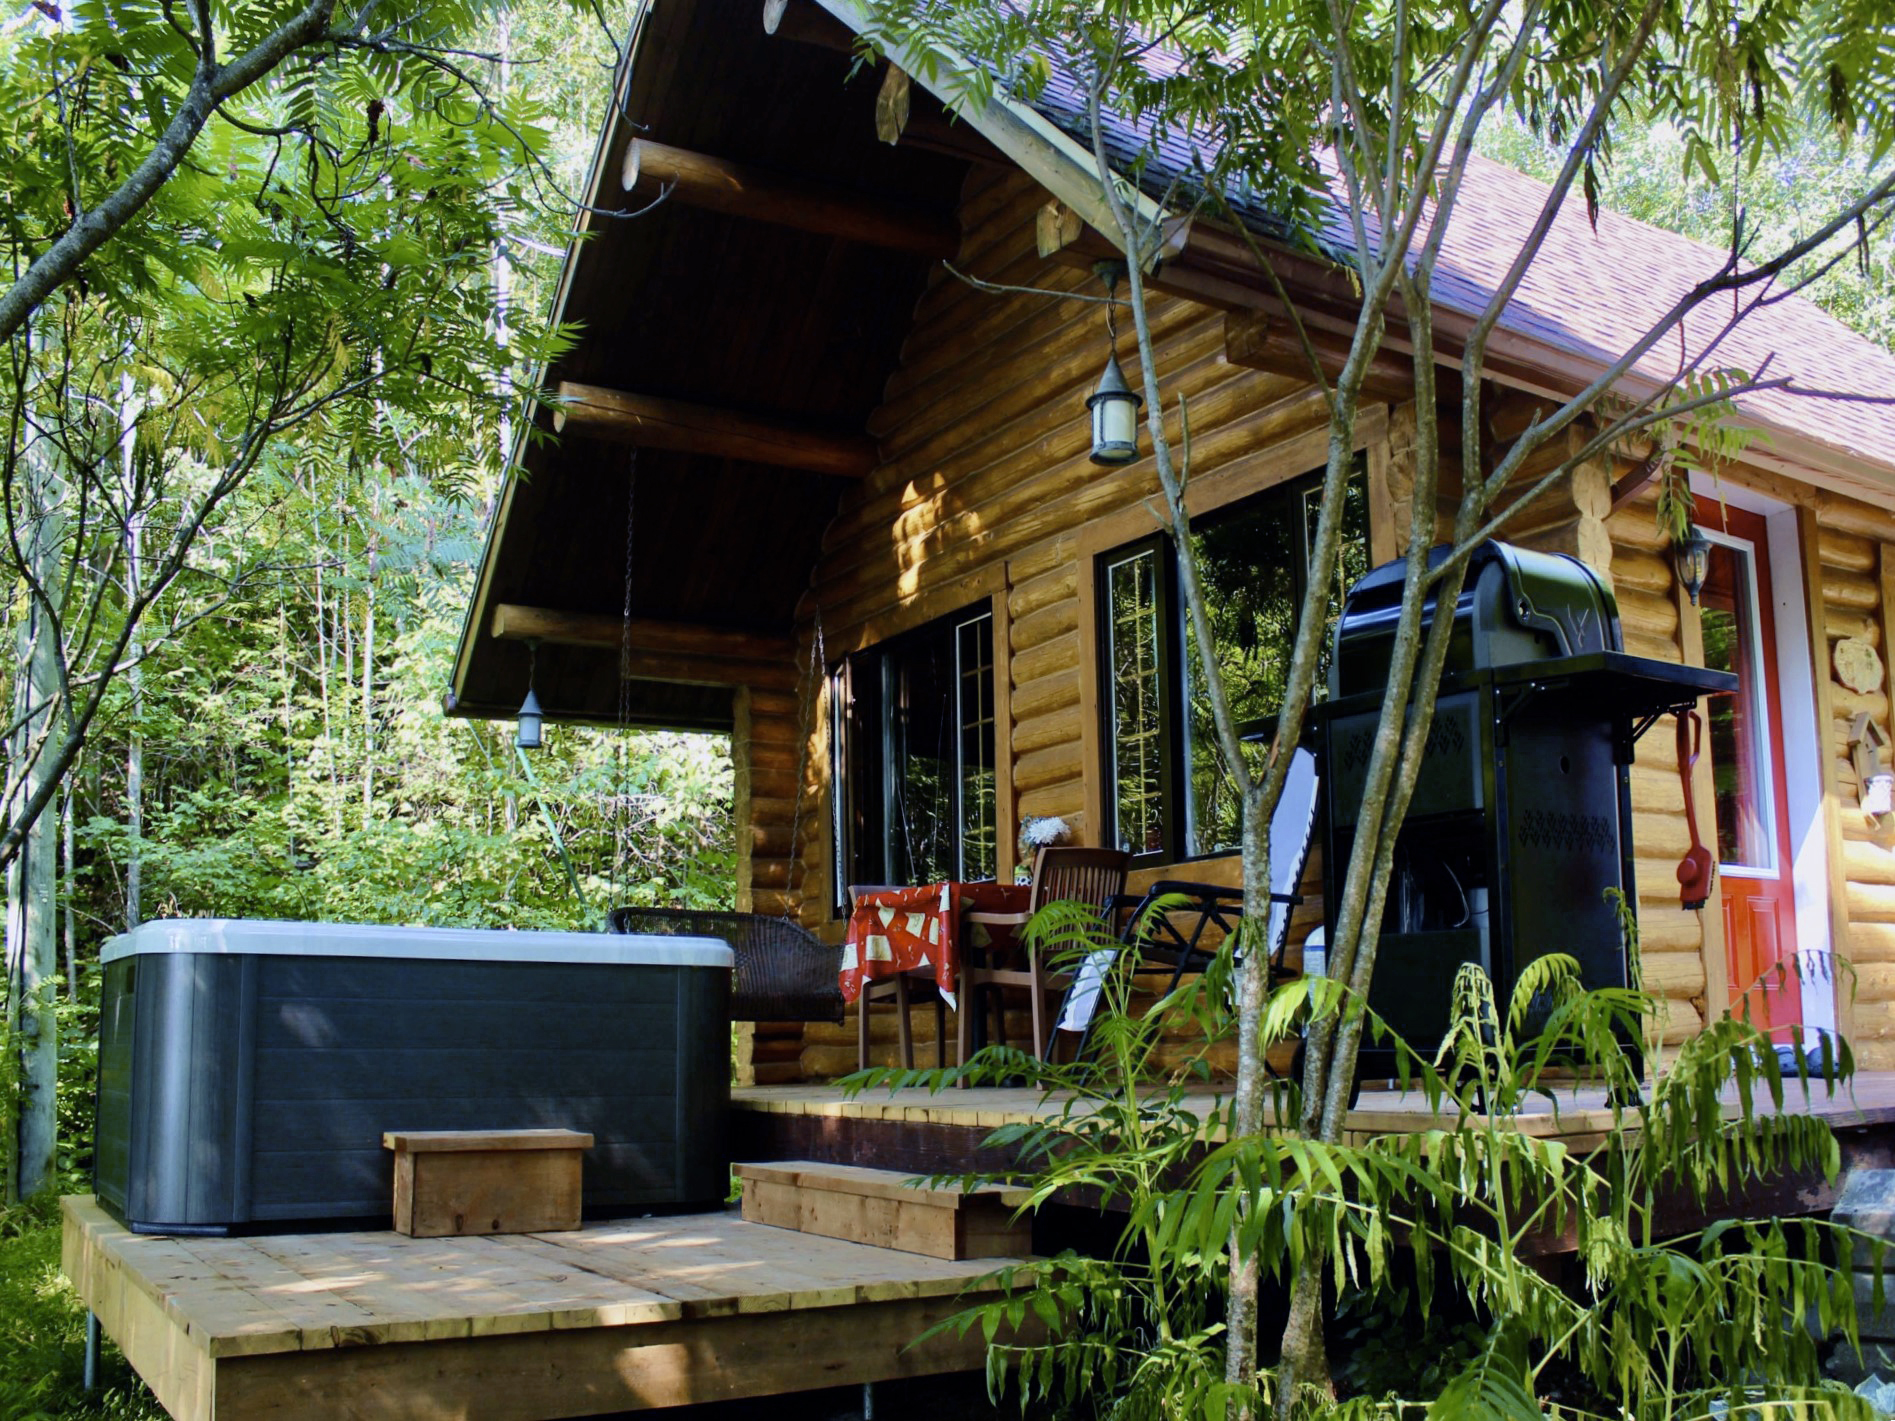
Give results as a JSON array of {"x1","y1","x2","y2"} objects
[{"x1": 1691, "y1": 474, "x2": 1837, "y2": 1044}]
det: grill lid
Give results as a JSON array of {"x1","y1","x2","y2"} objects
[{"x1": 1330, "y1": 541, "x2": 1622, "y2": 696}]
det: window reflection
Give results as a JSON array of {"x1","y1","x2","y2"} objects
[{"x1": 1699, "y1": 540, "x2": 1774, "y2": 870}]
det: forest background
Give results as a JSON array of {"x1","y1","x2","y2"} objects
[{"x1": 4, "y1": 0, "x2": 1895, "y2": 1413}]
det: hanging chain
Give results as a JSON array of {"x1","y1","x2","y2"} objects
[
  {"x1": 783, "y1": 606, "x2": 826, "y2": 922},
  {"x1": 612, "y1": 450, "x2": 637, "y2": 912}
]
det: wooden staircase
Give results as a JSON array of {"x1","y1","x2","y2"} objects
[{"x1": 733, "y1": 1160, "x2": 1033, "y2": 1261}]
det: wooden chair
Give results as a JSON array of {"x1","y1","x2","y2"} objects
[
  {"x1": 959, "y1": 847, "x2": 1130, "y2": 1062},
  {"x1": 849, "y1": 887, "x2": 950, "y2": 1072}
]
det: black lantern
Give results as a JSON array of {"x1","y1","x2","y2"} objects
[
  {"x1": 515, "y1": 639, "x2": 544, "y2": 750},
  {"x1": 1087, "y1": 262, "x2": 1142, "y2": 466},
  {"x1": 1673, "y1": 524, "x2": 1714, "y2": 606}
]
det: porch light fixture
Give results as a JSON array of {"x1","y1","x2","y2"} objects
[
  {"x1": 1673, "y1": 523, "x2": 1714, "y2": 606},
  {"x1": 1087, "y1": 262, "x2": 1142, "y2": 466},
  {"x1": 515, "y1": 639, "x2": 544, "y2": 750}
]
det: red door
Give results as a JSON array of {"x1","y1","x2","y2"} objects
[{"x1": 1696, "y1": 499, "x2": 1802, "y2": 1037}]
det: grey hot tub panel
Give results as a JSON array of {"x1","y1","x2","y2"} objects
[{"x1": 94, "y1": 921, "x2": 732, "y2": 1233}]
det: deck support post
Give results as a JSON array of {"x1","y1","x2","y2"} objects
[
  {"x1": 862, "y1": 1380, "x2": 875, "y2": 1418},
  {"x1": 83, "y1": 1310, "x2": 99, "y2": 1391}
]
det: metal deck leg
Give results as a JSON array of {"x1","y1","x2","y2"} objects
[
  {"x1": 861, "y1": 1380, "x2": 875, "y2": 1419},
  {"x1": 83, "y1": 1311, "x2": 100, "y2": 1392}
]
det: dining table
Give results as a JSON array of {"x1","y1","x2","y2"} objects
[{"x1": 838, "y1": 879, "x2": 1031, "y2": 1010}]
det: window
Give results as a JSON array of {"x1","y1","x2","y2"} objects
[
  {"x1": 833, "y1": 605, "x2": 998, "y2": 906},
  {"x1": 1100, "y1": 463, "x2": 1371, "y2": 864}
]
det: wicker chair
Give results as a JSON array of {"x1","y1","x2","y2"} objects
[{"x1": 608, "y1": 907, "x2": 844, "y2": 1023}]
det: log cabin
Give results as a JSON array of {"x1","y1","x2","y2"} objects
[{"x1": 448, "y1": 0, "x2": 1895, "y2": 1087}]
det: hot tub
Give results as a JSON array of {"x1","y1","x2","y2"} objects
[{"x1": 95, "y1": 919, "x2": 732, "y2": 1233}]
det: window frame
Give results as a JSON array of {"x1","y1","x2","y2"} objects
[
  {"x1": 1095, "y1": 462, "x2": 1367, "y2": 868},
  {"x1": 830, "y1": 600, "x2": 999, "y2": 911}
]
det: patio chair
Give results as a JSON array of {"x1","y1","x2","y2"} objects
[
  {"x1": 958, "y1": 846, "x2": 1131, "y2": 1062},
  {"x1": 607, "y1": 907, "x2": 844, "y2": 1023},
  {"x1": 1048, "y1": 743, "x2": 1322, "y2": 1061},
  {"x1": 849, "y1": 885, "x2": 953, "y2": 1072}
]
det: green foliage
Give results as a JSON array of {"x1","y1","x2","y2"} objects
[
  {"x1": 862, "y1": 902, "x2": 1880, "y2": 1420},
  {"x1": 0, "y1": 1197, "x2": 162, "y2": 1420}
]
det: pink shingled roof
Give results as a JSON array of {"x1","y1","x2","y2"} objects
[
  {"x1": 1423, "y1": 153, "x2": 1895, "y2": 476},
  {"x1": 1025, "y1": 54, "x2": 1895, "y2": 478}
]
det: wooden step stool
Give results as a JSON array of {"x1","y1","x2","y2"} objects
[
  {"x1": 383, "y1": 1128, "x2": 593, "y2": 1238},
  {"x1": 734, "y1": 1160, "x2": 1032, "y2": 1261}
]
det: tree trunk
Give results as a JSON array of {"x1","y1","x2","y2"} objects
[
  {"x1": 6, "y1": 425, "x2": 67, "y2": 1201},
  {"x1": 124, "y1": 385, "x2": 144, "y2": 932}
]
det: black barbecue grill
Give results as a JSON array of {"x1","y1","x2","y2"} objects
[{"x1": 1316, "y1": 541, "x2": 1736, "y2": 1076}]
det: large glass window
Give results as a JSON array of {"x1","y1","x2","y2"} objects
[
  {"x1": 1101, "y1": 464, "x2": 1371, "y2": 863},
  {"x1": 833, "y1": 605, "x2": 998, "y2": 904}
]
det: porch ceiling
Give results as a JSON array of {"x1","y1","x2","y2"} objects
[{"x1": 449, "y1": 0, "x2": 979, "y2": 730}]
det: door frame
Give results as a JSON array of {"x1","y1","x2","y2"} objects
[{"x1": 1689, "y1": 472, "x2": 1837, "y2": 1045}]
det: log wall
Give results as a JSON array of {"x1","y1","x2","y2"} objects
[{"x1": 730, "y1": 161, "x2": 1895, "y2": 1082}]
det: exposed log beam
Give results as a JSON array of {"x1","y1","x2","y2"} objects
[
  {"x1": 622, "y1": 138, "x2": 958, "y2": 258},
  {"x1": 1610, "y1": 448, "x2": 1668, "y2": 513},
  {"x1": 553, "y1": 382, "x2": 877, "y2": 479},
  {"x1": 1223, "y1": 310, "x2": 1418, "y2": 405},
  {"x1": 491, "y1": 604, "x2": 796, "y2": 689}
]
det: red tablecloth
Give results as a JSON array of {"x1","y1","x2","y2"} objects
[{"x1": 839, "y1": 881, "x2": 1031, "y2": 1008}]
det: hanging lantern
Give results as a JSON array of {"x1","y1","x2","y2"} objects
[
  {"x1": 1087, "y1": 353, "x2": 1142, "y2": 465},
  {"x1": 1673, "y1": 524, "x2": 1713, "y2": 606},
  {"x1": 1086, "y1": 262, "x2": 1142, "y2": 466},
  {"x1": 515, "y1": 640, "x2": 544, "y2": 750}
]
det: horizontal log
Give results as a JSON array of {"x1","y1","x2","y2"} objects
[
  {"x1": 1011, "y1": 630, "x2": 1080, "y2": 686},
  {"x1": 1847, "y1": 838, "x2": 1895, "y2": 886},
  {"x1": 1820, "y1": 526, "x2": 1878, "y2": 574},
  {"x1": 1847, "y1": 921, "x2": 1895, "y2": 963},
  {"x1": 1856, "y1": 962, "x2": 1895, "y2": 1004},
  {"x1": 1641, "y1": 950, "x2": 1706, "y2": 999},
  {"x1": 622, "y1": 138, "x2": 958, "y2": 258},
  {"x1": 1010, "y1": 598, "x2": 1078, "y2": 654},
  {"x1": 1817, "y1": 491, "x2": 1895, "y2": 546},
  {"x1": 1630, "y1": 909, "x2": 1701, "y2": 954},
  {"x1": 1014, "y1": 741, "x2": 1084, "y2": 795},
  {"x1": 1016, "y1": 782, "x2": 1085, "y2": 822},
  {"x1": 1010, "y1": 533, "x2": 1079, "y2": 588},
  {"x1": 1010, "y1": 563, "x2": 1079, "y2": 622},
  {"x1": 1849, "y1": 880, "x2": 1895, "y2": 924},
  {"x1": 1011, "y1": 669, "x2": 1080, "y2": 721},
  {"x1": 1825, "y1": 573, "x2": 1881, "y2": 613},
  {"x1": 1012, "y1": 702, "x2": 1083, "y2": 755},
  {"x1": 1827, "y1": 610, "x2": 1881, "y2": 645},
  {"x1": 1611, "y1": 547, "x2": 1675, "y2": 597},
  {"x1": 554, "y1": 382, "x2": 875, "y2": 479}
]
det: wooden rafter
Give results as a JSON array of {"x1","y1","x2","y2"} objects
[
  {"x1": 622, "y1": 138, "x2": 958, "y2": 258},
  {"x1": 552, "y1": 382, "x2": 877, "y2": 479},
  {"x1": 491, "y1": 604, "x2": 796, "y2": 689}
]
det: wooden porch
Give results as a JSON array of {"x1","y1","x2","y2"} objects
[
  {"x1": 61, "y1": 1196, "x2": 1019, "y2": 1421},
  {"x1": 730, "y1": 1074, "x2": 1895, "y2": 1222}
]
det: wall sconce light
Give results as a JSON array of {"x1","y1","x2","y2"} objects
[
  {"x1": 1673, "y1": 523, "x2": 1713, "y2": 606},
  {"x1": 515, "y1": 638, "x2": 544, "y2": 751},
  {"x1": 1087, "y1": 262, "x2": 1142, "y2": 466}
]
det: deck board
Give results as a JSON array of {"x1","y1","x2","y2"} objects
[
  {"x1": 732, "y1": 1072, "x2": 1895, "y2": 1138},
  {"x1": 63, "y1": 1196, "x2": 1024, "y2": 1421}
]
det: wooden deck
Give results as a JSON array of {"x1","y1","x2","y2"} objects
[
  {"x1": 62, "y1": 1196, "x2": 1023, "y2": 1421},
  {"x1": 730, "y1": 1074, "x2": 1895, "y2": 1222}
]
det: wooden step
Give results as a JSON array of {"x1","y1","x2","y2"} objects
[{"x1": 734, "y1": 1160, "x2": 1033, "y2": 1261}]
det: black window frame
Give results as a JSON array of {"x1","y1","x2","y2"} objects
[
  {"x1": 831, "y1": 601, "x2": 998, "y2": 913},
  {"x1": 1096, "y1": 462, "x2": 1369, "y2": 868}
]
